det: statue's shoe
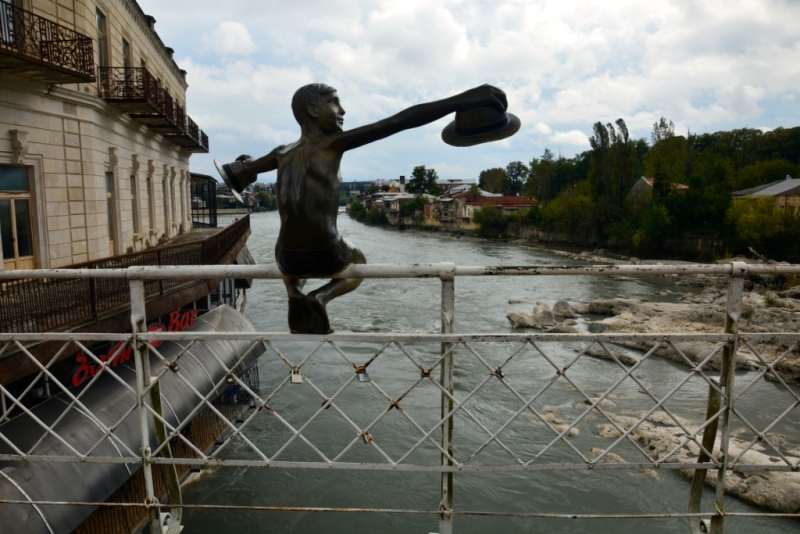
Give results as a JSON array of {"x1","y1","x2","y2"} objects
[{"x1": 305, "y1": 295, "x2": 333, "y2": 335}]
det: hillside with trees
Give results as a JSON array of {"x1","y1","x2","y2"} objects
[{"x1": 482, "y1": 119, "x2": 800, "y2": 261}]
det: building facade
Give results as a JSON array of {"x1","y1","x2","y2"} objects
[{"x1": 1, "y1": 0, "x2": 208, "y2": 271}]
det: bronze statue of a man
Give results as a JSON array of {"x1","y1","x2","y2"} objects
[{"x1": 217, "y1": 84, "x2": 517, "y2": 334}]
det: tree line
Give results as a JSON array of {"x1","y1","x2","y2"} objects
[{"x1": 475, "y1": 119, "x2": 800, "y2": 261}]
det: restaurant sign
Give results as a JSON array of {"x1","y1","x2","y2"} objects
[{"x1": 71, "y1": 310, "x2": 199, "y2": 387}]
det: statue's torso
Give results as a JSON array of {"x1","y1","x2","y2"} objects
[{"x1": 275, "y1": 140, "x2": 343, "y2": 251}]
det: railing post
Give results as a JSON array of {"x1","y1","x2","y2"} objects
[
  {"x1": 130, "y1": 279, "x2": 162, "y2": 534},
  {"x1": 709, "y1": 262, "x2": 746, "y2": 534},
  {"x1": 439, "y1": 262, "x2": 455, "y2": 534},
  {"x1": 157, "y1": 250, "x2": 164, "y2": 295},
  {"x1": 688, "y1": 378, "x2": 721, "y2": 534},
  {"x1": 89, "y1": 275, "x2": 97, "y2": 320}
]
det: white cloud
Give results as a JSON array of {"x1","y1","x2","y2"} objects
[
  {"x1": 203, "y1": 21, "x2": 257, "y2": 56},
  {"x1": 138, "y1": 0, "x2": 800, "y2": 181}
]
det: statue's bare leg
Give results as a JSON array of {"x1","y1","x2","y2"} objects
[{"x1": 304, "y1": 240, "x2": 366, "y2": 334}]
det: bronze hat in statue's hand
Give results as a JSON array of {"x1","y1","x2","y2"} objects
[{"x1": 441, "y1": 106, "x2": 521, "y2": 147}]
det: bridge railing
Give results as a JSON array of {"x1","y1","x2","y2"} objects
[{"x1": 0, "y1": 262, "x2": 799, "y2": 534}]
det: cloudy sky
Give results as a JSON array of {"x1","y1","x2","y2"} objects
[{"x1": 137, "y1": 0, "x2": 800, "y2": 183}]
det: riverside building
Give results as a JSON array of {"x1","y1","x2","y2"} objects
[{"x1": 0, "y1": 2, "x2": 258, "y2": 532}]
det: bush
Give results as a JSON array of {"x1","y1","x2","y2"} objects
[
  {"x1": 473, "y1": 205, "x2": 508, "y2": 238},
  {"x1": 348, "y1": 199, "x2": 366, "y2": 220},
  {"x1": 364, "y1": 207, "x2": 388, "y2": 225},
  {"x1": 402, "y1": 195, "x2": 428, "y2": 215},
  {"x1": 633, "y1": 204, "x2": 672, "y2": 252}
]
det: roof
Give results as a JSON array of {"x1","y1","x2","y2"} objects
[
  {"x1": 732, "y1": 177, "x2": 800, "y2": 198},
  {"x1": 639, "y1": 177, "x2": 689, "y2": 191},
  {"x1": 466, "y1": 196, "x2": 535, "y2": 207}
]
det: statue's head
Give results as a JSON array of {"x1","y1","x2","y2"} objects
[{"x1": 292, "y1": 83, "x2": 339, "y2": 129}]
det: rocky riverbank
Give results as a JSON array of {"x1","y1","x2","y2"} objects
[
  {"x1": 600, "y1": 411, "x2": 800, "y2": 513},
  {"x1": 507, "y1": 282, "x2": 800, "y2": 383}
]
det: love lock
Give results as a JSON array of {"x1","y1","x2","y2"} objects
[
  {"x1": 290, "y1": 369, "x2": 303, "y2": 384},
  {"x1": 357, "y1": 371, "x2": 370, "y2": 383}
]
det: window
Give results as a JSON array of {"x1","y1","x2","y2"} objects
[
  {"x1": 122, "y1": 38, "x2": 131, "y2": 69},
  {"x1": 0, "y1": 166, "x2": 35, "y2": 270},
  {"x1": 95, "y1": 10, "x2": 109, "y2": 68},
  {"x1": 106, "y1": 172, "x2": 116, "y2": 254},
  {"x1": 130, "y1": 175, "x2": 140, "y2": 234},
  {"x1": 162, "y1": 173, "x2": 170, "y2": 234},
  {"x1": 146, "y1": 174, "x2": 155, "y2": 230}
]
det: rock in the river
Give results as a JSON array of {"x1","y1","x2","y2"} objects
[
  {"x1": 547, "y1": 324, "x2": 582, "y2": 334},
  {"x1": 600, "y1": 412, "x2": 800, "y2": 514},
  {"x1": 533, "y1": 301, "x2": 556, "y2": 326},
  {"x1": 553, "y1": 299, "x2": 579, "y2": 318},
  {"x1": 584, "y1": 347, "x2": 638, "y2": 366},
  {"x1": 507, "y1": 310, "x2": 538, "y2": 329}
]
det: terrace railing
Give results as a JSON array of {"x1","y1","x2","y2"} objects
[
  {"x1": 0, "y1": 2, "x2": 94, "y2": 83},
  {"x1": 97, "y1": 66, "x2": 159, "y2": 104},
  {"x1": 0, "y1": 215, "x2": 249, "y2": 334},
  {"x1": 0, "y1": 261, "x2": 799, "y2": 534}
]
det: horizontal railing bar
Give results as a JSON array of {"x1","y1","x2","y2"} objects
[
  {"x1": 0, "y1": 454, "x2": 141, "y2": 464},
  {"x1": 0, "y1": 499, "x2": 796, "y2": 519},
  {"x1": 0, "y1": 332, "x2": 743, "y2": 343},
  {"x1": 2, "y1": 262, "x2": 800, "y2": 281},
  {"x1": 0, "y1": 454, "x2": 791, "y2": 473}
]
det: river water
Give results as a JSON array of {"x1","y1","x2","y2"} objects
[{"x1": 181, "y1": 211, "x2": 798, "y2": 533}]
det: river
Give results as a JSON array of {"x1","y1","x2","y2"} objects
[{"x1": 181, "y1": 211, "x2": 798, "y2": 533}]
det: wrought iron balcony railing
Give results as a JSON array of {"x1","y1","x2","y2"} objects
[
  {"x1": 165, "y1": 115, "x2": 210, "y2": 153},
  {"x1": 0, "y1": 2, "x2": 94, "y2": 83},
  {"x1": 98, "y1": 67, "x2": 183, "y2": 134},
  {"x1": 98, "y1": 66, "x2": 208, "y2": 151}
]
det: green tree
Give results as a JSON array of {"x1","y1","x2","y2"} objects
[
  {"x1": 407, "y1": 165, "x2": 441, "y2": 195},
  {"x1": 256, "y1": 190, "x2": 277, "y2": 210},
  {"x1": 478, "y1": 167, "x2": 507, "y2": 194},
  {"x1": 725, "y1": 197, "x2": 783, "y2": 243},
  {"x1": 472, "y1": 205, "x2": 508, "y2": 238},
  {"x1": 645, "y1": 118, "x2": 689, "y2": 204},
  {"x1": 633, "y1": 204, "x2": 672, "y2": 253},
  {"x1": 505, "y1": 161, "x2": 528, "y2": 196},
  {"x1": 526, "y1": 149, "x2": 557, "y2": 200},
  {"x1": 734, "y1": 159, "x2": 799, "y2": 191},
  {"x1": 347, "y1": 199, "x2": 367, "y2": 221}
]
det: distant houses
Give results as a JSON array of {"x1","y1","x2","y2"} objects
[
  {"x1": 732, "y1": 175, "x2": 800, "y2": 211},
  {"x1": 630, "y1": 176, "x2": 689, "y2": 203},
  {"x1": 352, "y1": 176, "x2": 535, "y2": 230}
]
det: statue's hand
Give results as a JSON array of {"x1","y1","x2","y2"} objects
[
  {"x1": 459, "y1": 84, "x2": 508, "y2": 112},
  {"x1": 235, "y1": 154, "x2": 253, "y2": 163}
]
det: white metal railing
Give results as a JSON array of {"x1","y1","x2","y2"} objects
[{"x1": 0, "y1": 262, "x2": 799, "y2": 534}]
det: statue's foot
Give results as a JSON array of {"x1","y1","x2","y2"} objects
[
  {"x1": 305, "y1": 295, "x2": 333, "y2": 335},
  {"x1": 288, "y1": 293, "x2": 310, "y2": 334}
]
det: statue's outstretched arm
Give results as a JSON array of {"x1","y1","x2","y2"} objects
[
  {"x1": 330, "y1": 85, "x2": 508, "y2": 152},
  {"x1": 244, "y1": 147, "x2": 281, "y2": 175}
]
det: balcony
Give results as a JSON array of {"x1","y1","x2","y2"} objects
[
  {"x1": 164, "y1": 115, "x2": 210, "y2": 153},
  {"x1": 98, "y1": 67, "x2": 181, "y2": 134},
  {"x1": 98, "y1": 67, "x2": 208, "y2": 151},
  {"x1": 0, "y1": 2, "x2": 94, "y2": 83}
]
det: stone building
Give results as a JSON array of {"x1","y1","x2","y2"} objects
[{"x1": 0, "y1": 0, "x2": 208, "y2": 271}]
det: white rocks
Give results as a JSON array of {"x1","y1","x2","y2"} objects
[
  {"x1": 553, "y1": 299, "x2": 579, "y2": 318},
  {"x1": 533, "y1": 301, "x2": 556, "y2": 326}
]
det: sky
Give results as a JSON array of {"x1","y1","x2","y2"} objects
[{"x1": 136, "y1": 0, "x2": 800, "y2": 183}]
